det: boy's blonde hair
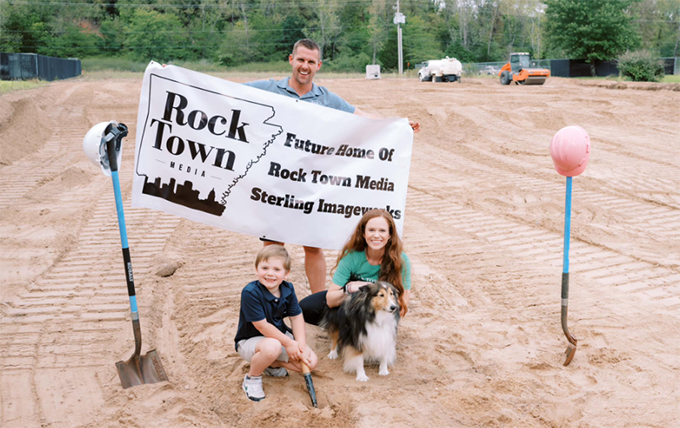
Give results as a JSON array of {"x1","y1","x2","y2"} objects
[{"x1": 255, "y1": 245, "x2": 291, "y2": 271}]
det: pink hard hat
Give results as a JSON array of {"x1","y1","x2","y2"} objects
[{"x1": 550, "y1": 126, "x2": 591, "y2": 177}]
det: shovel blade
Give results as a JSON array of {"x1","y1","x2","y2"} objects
[
  {"x1": 116, "y1": 349, "x2": 169, "y2": 389},
  {"x1": 303, "y1": 373, "x2": 318, "y2": 408},
  {"x1": 563, "y1": 343, "x2": 577, "y2": 367}
]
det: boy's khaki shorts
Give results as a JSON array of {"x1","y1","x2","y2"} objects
[{"x1": 237, "y1": 332, "x2": 294, "y2": 363}]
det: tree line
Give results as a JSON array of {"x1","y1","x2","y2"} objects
[{"x1": 0, "y1": 0, "x2": 678, "y2": 71}]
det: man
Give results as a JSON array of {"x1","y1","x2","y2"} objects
[{"x1": 244, "y1": 39, "x2": 420, "y2": 295}]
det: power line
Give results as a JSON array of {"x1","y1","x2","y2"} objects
[
  {"x1": 4, "y1": 0, "x2": 436, "y2": 9},
  {"x1": 3, "y1": 22, "x2": 400, "y2": 34}
]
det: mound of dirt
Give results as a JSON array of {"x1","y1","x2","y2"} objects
[
  {"x1": 0, "y1": 93, "x2": 54, "y2": 165},
  {"x1": 578, "y1": 79, "x2": 680, "y2": 91}
]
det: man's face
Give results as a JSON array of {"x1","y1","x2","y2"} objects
[{"x1": 289, "y1": 45, "x2": 321, "y2": 87}]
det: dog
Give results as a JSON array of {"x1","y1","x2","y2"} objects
[{"x1": 321, "y1": 281, "x2": 400, "y2": 382}]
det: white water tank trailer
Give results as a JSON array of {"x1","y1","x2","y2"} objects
[{"x1": 418, "y1": 56, "x2": 462, "y2": 83}]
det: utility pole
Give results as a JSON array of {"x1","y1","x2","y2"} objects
[{"x1": 394, "y1": 1, "x2": 405, "y2": 75}]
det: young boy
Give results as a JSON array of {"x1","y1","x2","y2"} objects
[{"x1": 235, "y1": 245, "x2": 319, "y2": 402}]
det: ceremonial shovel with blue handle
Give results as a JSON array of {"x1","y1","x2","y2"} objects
[
  {"x1": 549, "y1": 126, "x2": 591, "y2": 366},
  {"x1": 83, "y1": 121, "x2": 169, "y2": 387}
]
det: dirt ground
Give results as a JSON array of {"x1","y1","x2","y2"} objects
[{"x1": 1, "y1": 74, "x2": 679, "y2": 428}]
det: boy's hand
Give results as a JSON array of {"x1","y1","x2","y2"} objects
[
  {"x1": 285, "y1": 340, "x2": 302, "y2": 362},
  {"x1": 300, "y1": 346, "x2": 313, "y2": 368}
]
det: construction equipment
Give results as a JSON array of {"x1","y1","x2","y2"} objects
[
  {"x1": 83, "y1": 121, "x2": 169, "y2": 388},
  {"x1": 418, "y1": 56, "x2": 462, "y2": 83},
  {"x1": 499, "y1": 53, "x2": 550, "y2": 85}
]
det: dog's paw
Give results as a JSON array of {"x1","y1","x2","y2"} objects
[
  {"x1": 327, "y1": 350, "x2": 338, "y2": 360},
  {"x1": 379, "y1": 368, "x2": 390, "y2": 376},
  {"x1": 356, "y1": 373, "x2": 369, "y2": 382}
]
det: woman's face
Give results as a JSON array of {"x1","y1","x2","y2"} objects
[{"x1": 364, "y1": 216, "x2": 391, "y2": 252}]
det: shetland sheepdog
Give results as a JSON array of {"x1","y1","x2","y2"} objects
[{"x1": 321, "y1": 281, "x2": 400, "y2": 382}]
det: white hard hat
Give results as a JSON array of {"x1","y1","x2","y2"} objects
[{"x1": 83, "y1": 121, "x2": 125, "y2": 176}]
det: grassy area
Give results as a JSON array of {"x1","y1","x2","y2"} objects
[
  {"x1": 0, "y1": 80, "x2": 47, "y2": 95},
  {"x1": 79, "y1": 57, "x2": 419, "y2": 80}
]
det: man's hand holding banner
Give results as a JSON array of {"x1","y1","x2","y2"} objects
[{"x1": 132, "y1": 62, "x2": 413, "y2": 250}]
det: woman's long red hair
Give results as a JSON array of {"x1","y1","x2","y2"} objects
[{"x1": 333, "y1": 209, "x2": 406, "y2": 307}]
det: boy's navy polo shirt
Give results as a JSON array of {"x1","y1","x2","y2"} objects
[
  {"x1": 234, "y1": 280, "x2": 302, "y2": 351},
  {"x1": 244, "y1": 77, "x2": 355, "y2": 113}
]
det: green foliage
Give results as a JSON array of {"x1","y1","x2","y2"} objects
[
  {"x1": 0, "y1": 0, "x2": 676, "y2": 70},
  {"x1": 444, "y1": 41, "x2": 477, "y2": 64},
  {"x1": 97, "y1": 18, "x2": 125, "y2": 55},
  {"x1": 38, "y1": 23, "x2": 100, "y2": 58},
  {"x1": 217, "y1": 20, "x2": 253, "y2": 66},
  {"x1": 617, "y1": 49, "x2": 665, "y2": 81},
  {"x1": 122, "y1": 10, "x2": 186, "y2": 62},
  {"x1": 403, "y1": 15, "x2": 445, "y2": 65},
  {"x1": 81, "y1": 57, "x2": 150, "y2": 72},
  {"x1": 630, "y1": 0, "x2": 680, "y2": 57},
  {"x1": 275, "y1": 15, "x2": 307, "y2": 60},
  {"x1": 545, "y1": 0, "x2": 640, "y2": 61},
  {"x1": 323, "y1": 51, "x2": 372, "y2": 72}
]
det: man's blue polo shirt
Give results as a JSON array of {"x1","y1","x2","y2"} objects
[
  {"x1": 234, "y1": 280, "x2": 302, "y2": 351},
  {"x1": 244, "y1": 77, "x2": 355, "y2": 113}
]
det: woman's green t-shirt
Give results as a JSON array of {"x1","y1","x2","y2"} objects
[{"x1": 332, "y1": 250, "x2": 411, "y2": 290}]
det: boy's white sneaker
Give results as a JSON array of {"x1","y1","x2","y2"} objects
[
  {"x1": 242, "y1": 374, "x2": 265, "y2": 401},
  {"x1": 263, "y1": 366, "x2": 289, "y2": 377}
]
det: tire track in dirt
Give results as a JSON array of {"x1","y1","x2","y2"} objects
[
  {"x1": 403, "y1": 149, "x2": 680, "y2": 426},
  {"x1": 0, "y1": 187, "x2": 180, "y2": 428},
  {"x1": 0, "y1": 80, "x2": 182, "y2": 428},
  {"x1": 336, "y1": 76, "x2": 679, "y2": 427},
  {"x1": 0, "y1": 84, "x2": 94, "y2": 210},
  {"x1": 408, "y1": 141, "x2": 680, "y2": 304}
]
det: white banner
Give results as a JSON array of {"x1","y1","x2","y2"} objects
[{"x1": 132, "y1": 62, "x2": 413, "y2": 250}]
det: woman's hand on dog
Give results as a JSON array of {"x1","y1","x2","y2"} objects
[{"x1": 345, "y1": 281, "x2": 371, "y2": 293}]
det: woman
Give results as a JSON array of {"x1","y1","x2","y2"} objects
[{"x1": 299, "y1": 209, "x2": 411, "y2": 324}]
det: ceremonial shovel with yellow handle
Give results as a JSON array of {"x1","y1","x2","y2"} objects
[
  {"x1": 549, "y1": 126, "x2": 591, "y2": 366},
  {"x1": 301, "y1": 362, "x2": 317, "y2": 407}
]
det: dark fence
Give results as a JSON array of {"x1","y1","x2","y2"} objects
[
  {"x1": 549, "y1": 59, "x2": 619, "y2": 77},
  {"x1": 549, "y1": 58, "x2": 678, "y2": 77},
  {"x1": 472, "y1": 57, "x2": 678, "y2": 78},
  {"x1": 660, "y1": 58, "x2": 676, "y2": 75},
  {"x1": 0, "y1": 53, "x2": 81, "y2": 81}
]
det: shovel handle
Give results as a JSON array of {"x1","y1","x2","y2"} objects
[
  {"x1": 105, "y1": 126, "x2": 136, "y2": 302},
  {"x1": 105, "y1": 126, "x2": 142, "y2": 359},
  {"x1": 561, "y1": 177, "x2": 577, "y2": 365}
]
